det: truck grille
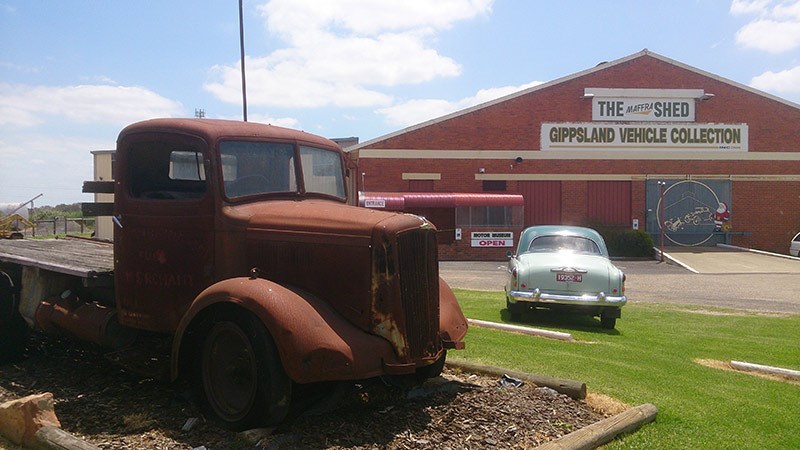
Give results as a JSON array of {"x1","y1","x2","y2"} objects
[{"x1": 396, "y1": 228, "x2": 440, "y2": 359}]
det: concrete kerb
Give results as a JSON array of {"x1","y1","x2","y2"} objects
[
  {"x1": 654, "y1": 247, "x2": 699, "y2": 273},
  {"x1": 467, "y1": 318, "x2": 574, "y2": 341},
  {"x1": 717, "y1": 243, "x2": 800, "y2": 261}
]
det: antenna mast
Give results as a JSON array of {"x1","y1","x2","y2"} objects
[{"x1": 239, "y1": 0, "x2": 248, "y2": 122}]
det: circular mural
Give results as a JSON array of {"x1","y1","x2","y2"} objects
[{"x1": 655, "y1": 180, "x2": 730, "y2": 246}]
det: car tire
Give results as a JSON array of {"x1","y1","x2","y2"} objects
[
  {"x1": 506, "y1": 298, "x2": 524, "y2": 321},
  {"x1": 600, "y1": 314, "x2": 617, "y2": 330},
  {"x1": 196, "y1": 311, "x2": 292, "y2": 431},
  {"x1": 0, "y1": 272, "x2": 28, "y2": 364}
]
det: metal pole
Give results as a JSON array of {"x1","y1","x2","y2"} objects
[
  {"x1": 658, "y1": 181, "x2": 666, "y2": 262},
  {"x1": 239, "y1": 0, "x2": 248, "y2": 122}
]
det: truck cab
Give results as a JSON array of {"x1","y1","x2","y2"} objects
[{"x1": 1, "y1": 118, "x2": 467, "y2": 430}]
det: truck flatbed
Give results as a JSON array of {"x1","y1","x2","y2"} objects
[{"x1": 0, "y1": 238, "x2": 113, "y2": 278}]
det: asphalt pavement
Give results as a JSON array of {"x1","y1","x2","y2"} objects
[{"x1": 439, "y1": 247, "x2": 800, "y2": 314}]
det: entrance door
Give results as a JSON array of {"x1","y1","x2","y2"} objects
[{"x1": 518, "y1": 181, "x2": 561, "y2": 226}]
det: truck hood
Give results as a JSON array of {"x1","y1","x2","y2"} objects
[{"x1": 224, "y1": 199, "x2": 428, "y2": 242}]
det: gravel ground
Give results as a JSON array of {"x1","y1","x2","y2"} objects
[{"x1": 0, "y1": 332, "x2": 605, "y2": 449}]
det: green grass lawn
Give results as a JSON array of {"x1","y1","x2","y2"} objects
[{"x1": 451, "y1": 289, "x2": 800, "y2": 449}]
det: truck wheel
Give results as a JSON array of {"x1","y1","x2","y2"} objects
[
  {"x1": 415, "y1": 350, "x2": 446, "y2": 382},
  {"x1": 0, "y1": 272, "x2": 28, "y2": 364},
  {"x1": 198, "y1": 312, "x2": 291, "y2": 430}
]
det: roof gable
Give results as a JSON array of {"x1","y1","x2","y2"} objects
[{"x1": 351, "y1": 49, "x2": 800, "y2": 151}]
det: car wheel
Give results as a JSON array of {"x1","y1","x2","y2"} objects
[
  {"x1": 0, "y1": 272, "x2": 28, "y2": 364},
  {"x1": 506, "y1": 298, "x2": 524, "y2": 321},
  {"x1": 600, "y1": 314, "x2": 617, "y2": 330},
  {"x1": 197, "y1": 312, "x2": 291, "y2": 430}
]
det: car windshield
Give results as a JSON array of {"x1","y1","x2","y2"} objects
[
  {"x1": 527, "y1": 235, "x2": 601, "y2": 255},
  {"x1": 219, "y1": 141, "x2": 345, "y2": 200}
]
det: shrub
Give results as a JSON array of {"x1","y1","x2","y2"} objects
[{"x1": 607, "y1": 229, "x2": 655, "y2": 257}]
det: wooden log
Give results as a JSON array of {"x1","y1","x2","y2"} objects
[
  {"x1": 535, "y1": 403, "x2": 658, "y2": 450},
  {"x1": 447, "y1": 359, "x2": 587, "y2": 400},
  {"x1": 35, "y1": 425, "x2": 101, "y2": 450},
  {"x1": 730, "y1": 360, "x2": 800, "y2": 381},
  {"x1": 467, "y1": 318, "x2": 574, "y2": 341}
]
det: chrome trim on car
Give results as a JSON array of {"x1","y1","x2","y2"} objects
[
  {"x1": 550, "y1": 267, "x2": 587, "y2": 273},
  {"x1": 509, "y1": 288, "x2": 627, "y2": 306}
]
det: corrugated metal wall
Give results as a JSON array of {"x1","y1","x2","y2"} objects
[
  {"x1": 587, "y1": 181, "x2": 631, "y2": 226},
  {"x1": 518, "y1": 181, "x2": 561, "y2": 226}
]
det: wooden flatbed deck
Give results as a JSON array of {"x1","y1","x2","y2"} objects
[{"x1": 0, "y1": 238, "x2": 114, "y2": 278}]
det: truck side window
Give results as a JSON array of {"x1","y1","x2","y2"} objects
[{"x1": 128, "y1": 142, "x2": 207, "y2": 200}]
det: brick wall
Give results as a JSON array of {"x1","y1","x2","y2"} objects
[{"x1": 355, "y1": 52, "x2": 800, "y2": 257}]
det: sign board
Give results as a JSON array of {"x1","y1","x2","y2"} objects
[
  {"x1": 471, "y1": 231, "x2": 514, "y2": 247},
  {"x1": 541, "y1": 123, "x2": 748, "y2": 152},
  {"x1": 592, "y1": 97, "x2": 695, "y2": 122},
  {"x1": 363, "y1": 199, "x2": 386, "y2": 208}
]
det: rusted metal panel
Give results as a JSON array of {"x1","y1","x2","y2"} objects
[
  {"x1": 587, "y1": 181, "x2": 632, "y2": 226},
  {"x1": 518, "y1": 181, "x2": 561, "y2": 226}
]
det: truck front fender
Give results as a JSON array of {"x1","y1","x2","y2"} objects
[
  {"x1": 439, "y1": 277, "x2": 468, "y2": 350},
  {"x1": 172, "y1": 277, "x2": 397, "y2": 384}
]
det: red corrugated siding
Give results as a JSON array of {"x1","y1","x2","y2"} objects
[
  {"x1": 587, "y1": 181, "x2": 631, "y2": 226},
  {"x1": 518, "y1": 181, "x2": 561, "y2": 225}
]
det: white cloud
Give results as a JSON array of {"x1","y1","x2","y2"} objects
[
  {"x1": 377, "y1": 81, "x2": 542, "y2": 127},
  {"x1": 205, "y1": 0, "x2": 493, "y2": 109},
  {"x1": 750, "y1": 65, "x2": 800, "y2": 93},
  {"x1": 730, "y1": 0, "x2": 770, "y2": 15},
  {"x1": 0, "y1": 83, "x2": 184, "y2": 127},
  {"x1": 0, "y1": 134, "x2": 112, "y2": 205},
  {"x1": 733, "y1": 0, "x2": 800, "y2": 52}
]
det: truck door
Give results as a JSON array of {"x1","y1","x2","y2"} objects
[{"x1": 114, "y1": 133, "x2": 215, "y2": 332}]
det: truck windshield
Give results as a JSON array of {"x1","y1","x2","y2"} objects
[{"x1": 220, "y1": 141, "x2": 345, "y2": 200}]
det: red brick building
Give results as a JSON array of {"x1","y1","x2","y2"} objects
[{"x1": 347, "y1": 49, "x2": 800, "y2": 260}]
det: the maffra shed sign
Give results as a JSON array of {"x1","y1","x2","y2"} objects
[{"x1": 471, "y1": 231, "x2": 514, "y2": 247}]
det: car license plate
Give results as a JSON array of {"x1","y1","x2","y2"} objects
[{"x1": 556, "y1": 273, "x2": 582, "y2": 282}]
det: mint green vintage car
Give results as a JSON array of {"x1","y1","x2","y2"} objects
[{"x1": 505, "y1": 226, "x2": 627, "y2": 329}]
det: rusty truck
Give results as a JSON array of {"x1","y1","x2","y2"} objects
[{"x1": 0, "y1": 118, "x2": 468, "y2": 430}]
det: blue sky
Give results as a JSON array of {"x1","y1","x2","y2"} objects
[{"x1": 2, "y1": 0, "x2": 800, "y2": 206}]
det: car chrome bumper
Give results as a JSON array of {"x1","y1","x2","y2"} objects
[{"x1": 508, "y1": 289, "x2": 627, "y2": 307}]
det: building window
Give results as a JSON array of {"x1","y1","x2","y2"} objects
[
  {"x1": 456, "y1": 205, "x2": 523, "y2": 227},
  {"x1": 482, "y1": 180, "x2": 507, "y2": 192}
]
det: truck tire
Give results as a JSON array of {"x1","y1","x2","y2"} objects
[
  {"x1": 197, "y1": 311, "x2": 292, "y2": 430},
  {"x1": 0, "y1": 272, "x2": 28, "y2": 364},
  {"x1": 415, "y1": 350, "x2": 446, "y2": 382}
]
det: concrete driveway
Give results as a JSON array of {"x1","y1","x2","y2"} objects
[{"x1": 439, "y1": 248, "x2": 800, "y2": 314}]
